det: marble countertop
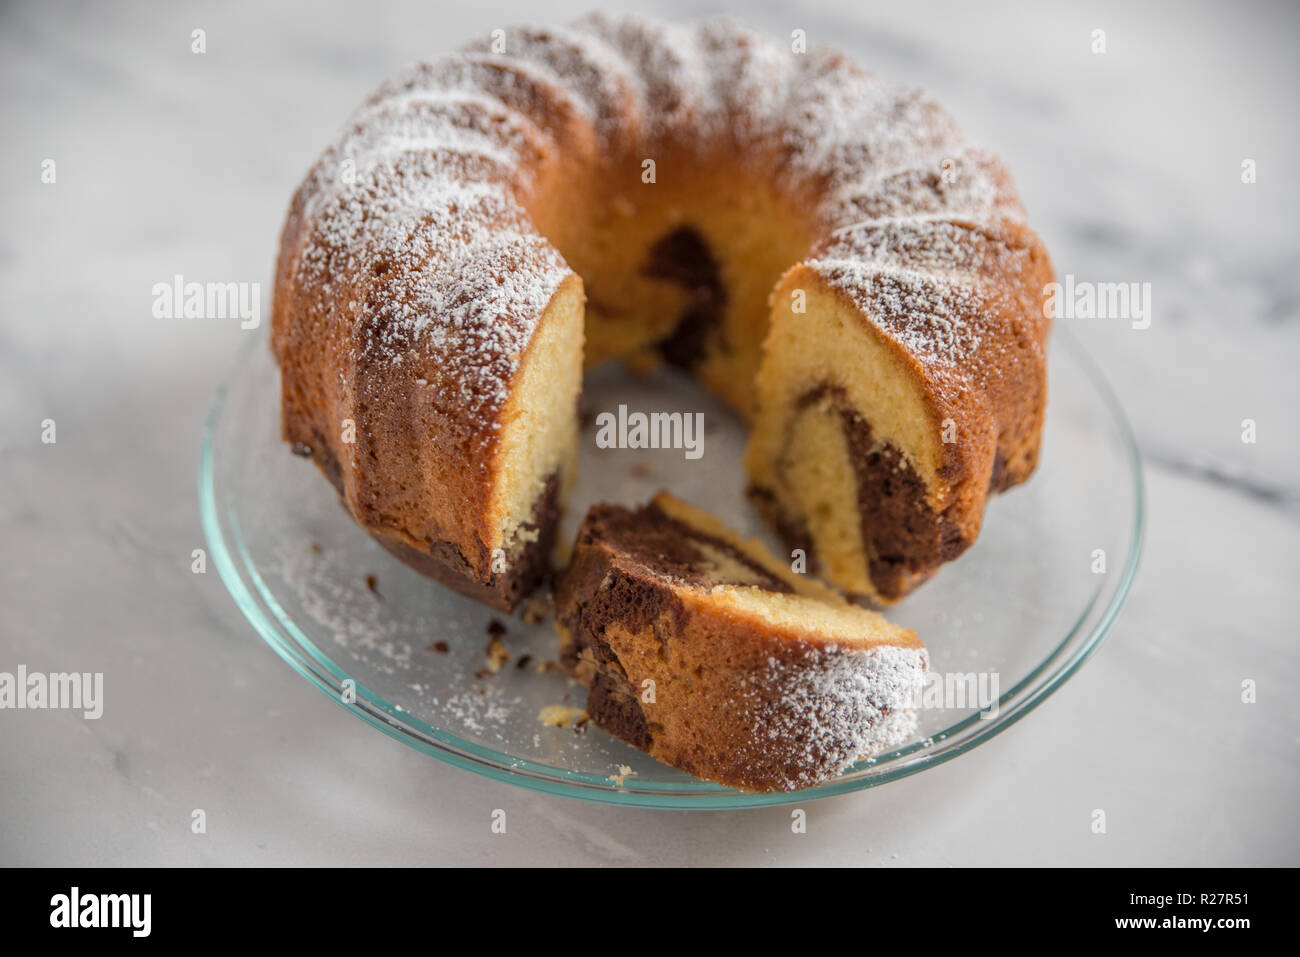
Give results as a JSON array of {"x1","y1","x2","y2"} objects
[{"x1": 2, "y1": 0, "x2": 1296, "y2": 865}]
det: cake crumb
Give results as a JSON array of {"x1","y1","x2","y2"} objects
[
  {"x1": 608, "y1": 765, "x2": 637, "y2": 787},
  {"x1": 535, "y1": 659, "x2": 564, "y2": 675},
  {"x1": 519, "y1": 597, "x2": 549, "y2": 625},
  {"x1": 483, "y1": 633, "x2": 510, "y2": 675},
  {"x1": 515, "y1": 654, "x2": 533, "y2": 671},
  {"x1": 539, "y1": 705, "x2": 586, "y2": 728},
  {"x1": 429, "y1": 640, "x2": 449, "y2": 654},
  {"x1": 365, "y1": 573, "x2": 381, "y2": 597}
]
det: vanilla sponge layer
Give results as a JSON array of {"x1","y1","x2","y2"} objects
[
  {"x1": 748, "y1": 272, "x2": 944, "y2": 503},
  {"x1": 490, "y1": 275, "x2": 585, "y2": 556}
]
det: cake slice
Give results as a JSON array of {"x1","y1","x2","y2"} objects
[
  {"x1": 745, "y1": 219, "x2": 1052, "y2": 605},
  {"x1": 553, "y1": 492, "x2": 927, "y2": 792}
]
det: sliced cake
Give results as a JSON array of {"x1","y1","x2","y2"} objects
[
  {"x1": 553, "y1": 492, "x2": 927, "y2": 792},
  {"x1": 746, "y1": 219, "x2": 1052, "y2": 604},
  {"x1": 271, "y1": 15, "x2": 1052, "y2": 613}
]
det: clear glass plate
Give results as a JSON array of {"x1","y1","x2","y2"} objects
[{"x1": 199, "y1": 328, "x2": 1143, "y2": 808}]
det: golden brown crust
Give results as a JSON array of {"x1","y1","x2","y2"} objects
[
  {"x1": 272, "y1": 14, "x2": 1053, "y2": 611},
  {"x1": 747, "y1": 216, "x2": 1053, "y2": 601},
  {"x1": 848, "y1": 221, "x2": 1052, "y2": 548},
  {"x1": 554, "y1": 496, "x2": 926, "y2": 792}
]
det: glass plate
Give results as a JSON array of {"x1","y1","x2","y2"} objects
[{"x1": 200, "y1": 328, "x2": 1142, "y2": 808}]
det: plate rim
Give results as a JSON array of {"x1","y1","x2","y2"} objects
[{"x1": 199, "y1": 327, "x2": 1144, "y2": 809}]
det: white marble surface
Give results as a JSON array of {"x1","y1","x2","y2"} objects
[{"x1": 1, "y1": 0, "x2": 1296, "y2": 865}]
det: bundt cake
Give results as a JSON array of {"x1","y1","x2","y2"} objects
[
  {"x1": 554, "y1": 493, "x2": 927, "y2": 791},
  {"x1": 271, "y1": 12, "x2": 1053, "y2": 611}
]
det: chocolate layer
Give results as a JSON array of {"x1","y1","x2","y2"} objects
[
  {"x1": 839, "y1": 407, "x2": 967, "y2": 597},
  {"x1": 582, "y1": 654, "x2": 654, "y2": 752},
  {"x1": 554, "y1": 511, "x2": 666, "y2": 752},
  {"x1": 297, "y1": 434, "x2": 559, "y2": 612},
  {"x1": 757, "y1": 386, "x2": 971, "y2": 601},
  {"x1": 576, "y1": 501, "x2": 794, "y2": 595},
  {"x1": 555, "y1": 498, "x2": 794, "y2": 756},
  {"x1": 641, "y1": 226, "x2": 726, "y2": 369}
]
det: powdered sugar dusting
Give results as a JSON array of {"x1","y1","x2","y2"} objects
[
  {"x1": 284, "y1": 13, "x2": 1030, "y2": 433},
  {"x1": 737, "y1": 644, "x2": 928, "y2": 790},
  {"x1": 460, "y1": 23, "x2": 645, "y2": 143},
  {"x1": 293, "y1": 149, "x2": 568, "y2": 417},
  {"x1": 806, "y1": 212, "x2": 1048, "y2": 402},
  {"x1": 572, "y1": 13, "x2": 713, "y2": 138},
  {"x1": 828, "y1": 145, "x2": 1024, "y2": 226}
]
